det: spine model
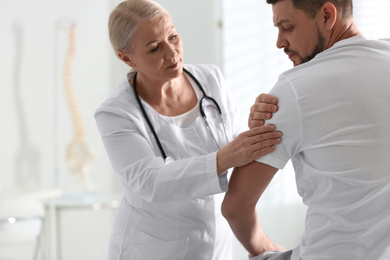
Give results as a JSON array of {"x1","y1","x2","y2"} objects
[{"x1": 64, "y1": 25, "x2": 94, "y2": 190}]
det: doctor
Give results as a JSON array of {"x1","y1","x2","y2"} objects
[{"x1": 95, "y1": 0, "x2": 281, "y2": 259}]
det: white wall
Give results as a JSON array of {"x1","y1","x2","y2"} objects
[
  {"x1": 1, "y1": 1, "x2": 118, "y2": 259},
  {"x1": 0, "y1": 0, "x2": 115, "y2": 193}
]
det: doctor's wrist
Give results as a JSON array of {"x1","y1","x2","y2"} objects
[{"x1": 216, "y1": 149, "x2": 231, "y2": 175}]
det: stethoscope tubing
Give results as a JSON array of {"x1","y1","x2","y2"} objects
[
  {"x1": 133, "y1": 67, "x2": 223, "y2": 160},
  {"x1": 183, "y1": 68, "x2": 222, "y2": 118},
  {"x1": 133, "y1": 72, "x2": 168, "y2": 159}
]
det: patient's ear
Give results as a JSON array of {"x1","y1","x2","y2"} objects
[
  {"x1": 117, "y1": 50, "x2": 136, "y2": 68},
  {"x1": 321, "y1": 2, "x2": 337, "y2": 31}
]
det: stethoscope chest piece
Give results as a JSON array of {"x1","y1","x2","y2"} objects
[{"x1": 164, "y1": 156, "x2": 174, "y2": 164}]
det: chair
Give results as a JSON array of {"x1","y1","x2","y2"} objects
[{"x1": 0, "y1": 197, "x2": 45, "y2": 260}]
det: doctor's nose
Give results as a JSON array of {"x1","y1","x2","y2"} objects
[{"x1": 164, "y1": 43, "x2": 177, "y2": 60}]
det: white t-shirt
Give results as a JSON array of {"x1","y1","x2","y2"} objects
[{"x1": 257, "y1": 35, "x2": 390, "y2": 259}]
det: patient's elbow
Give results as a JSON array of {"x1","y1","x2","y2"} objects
[{"x1": 221, "y1": 195, "x2": 242, "y2": 222}]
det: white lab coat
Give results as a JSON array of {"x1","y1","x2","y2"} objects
[{"x1": 95, "y1": 64, "x2": 243, "y2": 260}]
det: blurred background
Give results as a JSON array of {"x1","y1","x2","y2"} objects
[{"x1": 1, "y1": 0, "x2": 389, "y2": 259}]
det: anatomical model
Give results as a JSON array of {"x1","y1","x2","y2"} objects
[{"x1": 64, "y1": 25, "x2": 94, "y2": 190}]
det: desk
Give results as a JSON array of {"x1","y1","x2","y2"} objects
[
  {"x1": 49, "y1": 192, "x2": 119, "y2": 260},
  {"x1": 0, "y1": 187, "x2": 62, "y2": 201}
]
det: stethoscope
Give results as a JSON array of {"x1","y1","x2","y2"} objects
[{"x1": 133, "y1": 67, "x2": 228, "y2": 163}]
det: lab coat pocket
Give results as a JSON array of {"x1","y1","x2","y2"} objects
[{"x1": 133, "y1": 237, "x2": 189, "y2": 260}]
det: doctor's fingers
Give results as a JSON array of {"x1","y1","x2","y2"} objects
[
  {"x1": 244, "y1": 143, "x2": 277, "y2": 163},
  {"x1": 246, "y1": 124, "x2": 281, "y2": 139},
  {"x1": 250, "y1": 136, "x2": 282, "y2": 154},
  {"x1": 249, "y1": 130, "x2": 282, "y2": 145},
  {"x1": 235, "y1": 125, "x2": 280, "y2": 146},
  {"x1": 245, "y1": 137, "x2": 281, "y2": 162},
  {"x1": 235, "y1": 126, "x2": 281, "y2": 150},
  {"x1": 245, "y1": 127, "x2": 282, "y2": 147}
]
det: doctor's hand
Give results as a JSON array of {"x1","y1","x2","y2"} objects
[
  {"x1": 248, "y1": 94, "x2": 278, "y2": 129},
  {"x1": 216, "y1": 124, "x2": 282, "y2": 175}
]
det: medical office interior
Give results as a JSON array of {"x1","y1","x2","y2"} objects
[{"x1": 1, "y1": 0, "x2": 389, "y2": 259}]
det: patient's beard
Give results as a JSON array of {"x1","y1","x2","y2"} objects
[{"x1": 300, "y1": 29, "x2": 326, "y2": 64}]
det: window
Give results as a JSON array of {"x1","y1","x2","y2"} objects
[{"x1": 354, "y1": 1, "x2": 390, "y2": 39}]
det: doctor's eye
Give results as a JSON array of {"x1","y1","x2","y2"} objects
[
  {"x1": 169, "y1": 34, "x2": 178, "y2": 41},
  {"x1": 149, "y1": 45, "x2": 160, "y2": 53}
]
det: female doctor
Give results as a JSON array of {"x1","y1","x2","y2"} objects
[{"x1": 95, "y1": 0, "x2": 281, "y2": 259}]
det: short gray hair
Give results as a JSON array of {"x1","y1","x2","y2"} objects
[{"x1": 108, "y1": 0, "x2": 170, "y2": 55}]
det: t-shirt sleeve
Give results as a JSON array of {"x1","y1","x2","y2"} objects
[{"x1": 255, "y1": 75, "x2": 302, "y2": 169}]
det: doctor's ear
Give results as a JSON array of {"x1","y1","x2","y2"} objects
[
  {"x1": 117, "y1": 50, "x2": 136, "y2": 68},
  {"x1": 320, "y1": 2, "x2": 337, "y2": 31}
]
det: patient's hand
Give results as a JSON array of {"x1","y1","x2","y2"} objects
[
  {"x1": 248, "y1": 94, "x2": 278, "y2": 129},
  {"x1": 248, "y1": 244, "x2": 286, "y2": 259}
]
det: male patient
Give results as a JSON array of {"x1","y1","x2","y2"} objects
[{"x1": 222, "y1": 0, "x2": 390, "y2": 259}]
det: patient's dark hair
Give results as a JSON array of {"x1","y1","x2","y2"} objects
[{"x1": 266, "y1": 0, "x2": 353, "y2": 18}]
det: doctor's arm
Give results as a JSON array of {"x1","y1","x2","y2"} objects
[
  {"x1": 216, "y1": 93, "x2": 280, "y2": 174},
  {"x1": 221, "y1": 161, "x2": 284, "y2": 256},
  {"x1": 216, "y1": 124, "x2": 282, "y2": 174}
]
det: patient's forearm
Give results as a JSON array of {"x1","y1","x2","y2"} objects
[
  {"x1": 221, "y1": 162, "x2": 284, "y2": 256},
  {"x1": 223, "y1": 205, "x2": 275, "y2": 256}
]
